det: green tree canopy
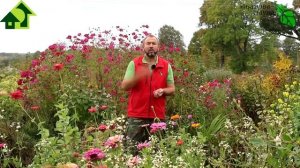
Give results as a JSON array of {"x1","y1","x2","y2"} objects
[
  {"x1": 199, "y1": 0, "x2": 262, "y2": 73},
  {"x1": 158, "y1": 25, "x2": 185, "y2": 51},
  {"x1": 188, "y1": 29, "x2": 206, "y2": 56}
]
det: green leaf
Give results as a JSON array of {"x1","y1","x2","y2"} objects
[{"x1": 250, "y1": 137, "x2": 267, "y2": 147}]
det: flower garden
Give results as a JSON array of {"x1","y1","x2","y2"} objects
[{"x1": 0, "y1": 26, "x2": 300, "y2": 167}]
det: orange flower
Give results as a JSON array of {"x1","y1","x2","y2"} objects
[
  {"x1": 170, "y1": 114, "x2": 180, "y2": 120},
  {"x1": 191, "y1": 123, "x2": 200, "y2": 128}
]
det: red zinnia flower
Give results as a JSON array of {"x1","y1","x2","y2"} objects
[
  {"x1": 98, "y1": 124, "x2": 107, "y2": 132},
  {"x1": 53, "y1": 63, "x2": 64, "y2": 71},
  {"x1": 10, "y1": 90, "x2": 23, "y2": 100}
]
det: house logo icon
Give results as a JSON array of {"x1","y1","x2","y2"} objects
[{"x1": 0, "y1": 1, "x2": 36, "y2": 29}]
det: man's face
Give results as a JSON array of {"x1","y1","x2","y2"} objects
[{"x1": 143, "y1": 37, "x2": 159, "y2": 58}]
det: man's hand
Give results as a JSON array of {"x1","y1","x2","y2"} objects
[
  {"x1": 121, "y1": 66, "x2": 150, "y2": 91},
  {"x1": 153, "y1": 88, "x2": 164, "y2": 98}
]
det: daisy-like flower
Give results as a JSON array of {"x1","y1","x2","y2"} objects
[
  {"x1": 137, "y1": 141, "x2": 151, "y2": 150},
  {"x1": 83, "y1": 148, "x2": 105, "y2": 161},
  {"x1": 104, "y1": 135, "x2": 123, "y2": 148},
  {"x1": 150, "y1": 122, "x2": 167, "y2": 133}
]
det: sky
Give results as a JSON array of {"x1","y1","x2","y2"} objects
[{"x1": 0, "y1": 0, "x2": 293, "y2": 53}]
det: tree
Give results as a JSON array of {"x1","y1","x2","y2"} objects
[
  {"x1": 199, "y1": 0, "x2": 262, "y2": 73},
  {"x1": 282, "y1": 37, "x2": 300, "y2": 64},
  {"x1": 158, "y1": 25, "x2": 185, "y2": 52},
  {"x1": 188, "y1": 29, "x2": 206, "y2": 56},
  {"x1": 252, "y1": 33, "x2": 280, "y2": 71}
]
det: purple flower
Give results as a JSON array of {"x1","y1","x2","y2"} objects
[
  {"x1": 83, "y1": 148, "x2": 105, "y2": 161},
  {"x1": 188, "y1": 114, "x2": 193, "y2": 119}
]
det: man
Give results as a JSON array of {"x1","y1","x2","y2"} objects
[{"x1": 121, "y1": 34, "x2": 175, "y2": 150}]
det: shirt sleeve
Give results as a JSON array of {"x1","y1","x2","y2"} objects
[
  {"x1": 167, "y1": 64, "x2": 174, "y2": 84},
  {"x1": 124, "y1": 61, "x2": 135, "y2": 80}
]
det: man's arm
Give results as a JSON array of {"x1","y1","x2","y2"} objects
[{"x1": 163, "y1": 83, "x2": 175, "y2": 96}]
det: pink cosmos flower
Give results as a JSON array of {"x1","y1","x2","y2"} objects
[{"x1": 83, "y1": 148, "x2": 105, "y2": 161}]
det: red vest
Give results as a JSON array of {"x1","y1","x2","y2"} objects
[{"x1": 127, "y1": 56, "x2": 169, "y2": 119}]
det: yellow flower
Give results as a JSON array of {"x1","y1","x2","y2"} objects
[
  {"x1": 283, "y1": 92, "x2": 289, "y2": 97},
  {"x1": 191, "y1": 123, "x2": 200, "y2": 128},
  {"x1": 278, "y1": 98, "x2": 284, "y2": 104},
  {"x1": 293, "y1": 81, "x2": 297, "y2": 85},
  {"x1": 171, "y1": 114, "x2": 181, "y2": 120}
]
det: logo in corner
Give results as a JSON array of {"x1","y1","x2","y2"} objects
[{"x1": 0, "y1": 1, "x2": 36, "y2": 29}]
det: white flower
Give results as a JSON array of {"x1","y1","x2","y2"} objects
[{"x1": 274, "y1": 135, "x2": 281, "y2": 146}]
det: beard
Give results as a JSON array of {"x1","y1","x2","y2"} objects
[{"x1": 146, "y1": 50, "x2": 158, "y2": 57}]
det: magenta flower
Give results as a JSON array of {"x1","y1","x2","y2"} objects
[
  {"x1": 188, "y1": 114, "x2": 193, "y2": 119},
  {"x1": 0, "y1": 143, "x2": 6, "y2": 149},
  {"x1": 65, "y1": 54, "x2": 75, "y2": 63},
  {"x1": 83, "y1": 148, "x2": 105, "y2": 161}
]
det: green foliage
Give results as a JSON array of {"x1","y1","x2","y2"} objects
[
  {"x1": 2, "y1": 25, "x2": 300, "y2": 167},
  {"x1": 30, "y1": 102, "x2": 81, "y2": 167},
  {"x1": 158, "y1": 25, "x2": 186, "y2": 51},
  {"x1": 282, "y1": 37, "x2": 300, "y2": 63},
  {"x1": 188, "y1": 29, "x2": 205, "y2": 56}
]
